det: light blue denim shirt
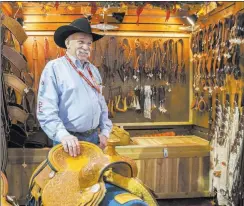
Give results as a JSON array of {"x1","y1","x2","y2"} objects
[{"x1": 37, "y1": 53, "x2": 112, "y2": 142}]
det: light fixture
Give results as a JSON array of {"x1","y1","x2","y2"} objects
[
  {"x1": 112, "y1": 12, "x2": 125, "y2": 23},
  {"x1": 186, "y1": 14, "x2": 198, "y2": 26},
  {"x1": 16, "y1": 17, "x2": 24, "y2": 26},
  {"x1": 91, "y1": 24, "x2": 118, "y2": 31},
  {"x1": 16, "y1": 17, "x2": 26, "y2": 28}
]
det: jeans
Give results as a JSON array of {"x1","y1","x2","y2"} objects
[{"x1": 52, "y1": 131, "x2": 99, "y2": 146}]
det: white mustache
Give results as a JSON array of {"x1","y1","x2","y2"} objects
[{"x1": 76, "y1": 49, "x2": 90, "y2": 56}]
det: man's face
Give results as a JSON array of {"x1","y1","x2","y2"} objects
[{"x1": 66, "y1": 32, "x2": 93, "y2": 63}]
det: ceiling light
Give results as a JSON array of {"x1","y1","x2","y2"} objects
[
  {"x1": 186, "y1": 14, "x2": 198, "y2": 26},
  {"x1": 112, "y1": 12, "x2": 125, "y2": 23},
  {"x1": 91, "y1": 24, "x2": 118, "y2": 31}
]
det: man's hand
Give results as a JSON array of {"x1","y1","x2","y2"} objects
[
  {"x1": 61, "y1": 135, "x2": 80, "y2": 157},
  {"x1": 98, "y1": 134, "x2": 107, "y2": 149}
]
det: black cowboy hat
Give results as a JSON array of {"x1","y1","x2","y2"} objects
[{"x1": 54, "y1": 18, "x2": 104, "y2": 48}]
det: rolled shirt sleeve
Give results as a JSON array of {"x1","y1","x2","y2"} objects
[{"x1": 37, "y1": 62, "x2": 70, "y2": 142}]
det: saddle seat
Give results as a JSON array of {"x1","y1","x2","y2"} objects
[{"x1": 28, "y1": 139, "x2": 158, "y2": 206}]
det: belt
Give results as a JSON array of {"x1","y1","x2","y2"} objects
[{"x1": 68, "y1": 128, "x2": 98, "y2": 137}]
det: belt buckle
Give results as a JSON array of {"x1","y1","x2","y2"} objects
[{"x1": 87, "y1": 129, "x2": 93, "y2": 135}]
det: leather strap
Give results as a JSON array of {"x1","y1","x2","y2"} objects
[
  {"x1": 44, "y1": 37, "x2": 50, "y2": 64},
  {"x1": 65, "y1": 54, "x2": 101, "y2": 93}
]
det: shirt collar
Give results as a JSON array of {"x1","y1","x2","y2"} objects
[{"x1": 66, "y1": 52, "x2": 91, "y2": 69}]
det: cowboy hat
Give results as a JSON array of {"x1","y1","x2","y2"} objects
[{"x1": 54, "y1": 18, "x2": 104, "y2": 48}]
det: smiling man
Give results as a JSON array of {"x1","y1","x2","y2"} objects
[{"x1": 37, "y1": 18, "x2": 112, "y2": 157}]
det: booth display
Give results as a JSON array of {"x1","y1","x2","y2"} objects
[{"x1": 1, "y1": 2, "x2": 244, "y2": 206}]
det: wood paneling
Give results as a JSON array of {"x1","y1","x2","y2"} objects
[
  {"x1": 23, "y1": 15, "x2": 188, "y2": 25},
  {"x1": 24, "y1": 22, "x2": 186, "y2": 32},
  {"x1": 133, "y1": 157, "x2": 210, "y2": 199},
  {"x1": 1, "y1": 3, "x2": 13, "y2": 16},
  {"x1": 20, "y1": 6, "x2": 188, "y2": 17},
  {"x1": 198, "y1": 2, "x2": 244, "y2": 28}
]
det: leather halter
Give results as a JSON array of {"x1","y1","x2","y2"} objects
[
  {"x1": 167, "y1": 39, "x2": 174, "y2": 84},
  {"x1": 175, "y1": 39, "x2": 186, "y2": 84},
  {"x1": 117, "y1": 38, "x2": 133, "y2": 82}
]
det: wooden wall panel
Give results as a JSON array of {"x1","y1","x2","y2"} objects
[{"x1": 1, "y1": 3, "x2": 13, "y2": 16}]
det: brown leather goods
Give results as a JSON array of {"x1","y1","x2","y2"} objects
[
  {"x1": 3, "y1": 73, "x2": 28, "y2": 104},
  {"x1": 32, "y1": 38, "x2": 39, "y2": 92},
  {"x1": 110, "y1": 126, "x2": 130, "y2": 146},
  {"x1": 27, "y1": 140, "x2": 158, "y2": 206},
  {"x1": 2, "y1": 15, "x2": 28, "y2": 45},
  {"x1": 1, "y1": 171, "x2": 19, "y2": 206},
  {"x1": 1, "y1": 172, "x2": 12, "y2": 206},
  {"x1": 2, "y1": 45, "x2": 27, "y2": 72},
  {"x1": 7, "y1": 104, "x2": 29, "y2": 124}
]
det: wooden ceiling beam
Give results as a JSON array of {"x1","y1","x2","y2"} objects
[
  {"x1": 23, "y1": 15, "x2": 189, "y2": 25},
  {"x1": 24, "y1": 22, "x2": 190, "y2": 33},
  {"x1": 197, "y1": 2, "x2": 244, "y2": 28},
  {"x1": 21, "y1": 6, "x2": 188, "y2": 17}
]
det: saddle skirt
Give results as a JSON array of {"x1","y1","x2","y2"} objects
[
  {"x1": 1, "y1": 171, "x2": 18, "y2": 206},
  {"x1": 28, "y1": 140, "x2": 158, "y2": 206}
]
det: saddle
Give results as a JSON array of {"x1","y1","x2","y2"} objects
[
  {"x1": 27, "y1": 139, "x2": 158, "y2": 206},
  {"x1": 110, "y1": 126, "x2": 130, "y2": 146},
  {"x1": 1, "y1": 172, "x2": 19, "y2": 206},
  {"x1": 2, "y1": 45, "x2": 27, "y2": 72},
  {"x1": 7, "y1": 103, "x2": 29, "y2": 124},
  {"x1": 1, "y1": 15, "x2": 28, "y2": 45},
  {"x1": 3, "y1": 73, "x2": 28, "y2": 104}
]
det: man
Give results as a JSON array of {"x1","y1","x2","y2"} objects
[{"x1": 37, "y1": 18, "x2": 112, "y2": 157}]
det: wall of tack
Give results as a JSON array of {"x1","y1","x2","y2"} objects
[
  {"x1": 192, "y1": 2, "x2": 244, "y2": 128},
  {"x1": 22, "y1": 35, "x2": 191, "y2": 125}
]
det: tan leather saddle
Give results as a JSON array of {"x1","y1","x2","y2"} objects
[
  {"x1": 28, "y1": 139, "x2": 158, "y2": 206},
  {"x1": 110, "y1": 126, "x2": 130, "y2": 146},
  {"x1": 1, "y1": 15, "x2": 28, "y2": 45},
  {"x1": 2, "y1": 45, "x2": 27, "y2": 72},
  {"x1": 7, "y1": 104, "x2": 29, "y2": 124},
  {"x1": 1, "y1": 172, "x2": 18, "y2": 206},
  {"x1": 3, "y1": 73, "x2": 28, "y2": 104}
]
